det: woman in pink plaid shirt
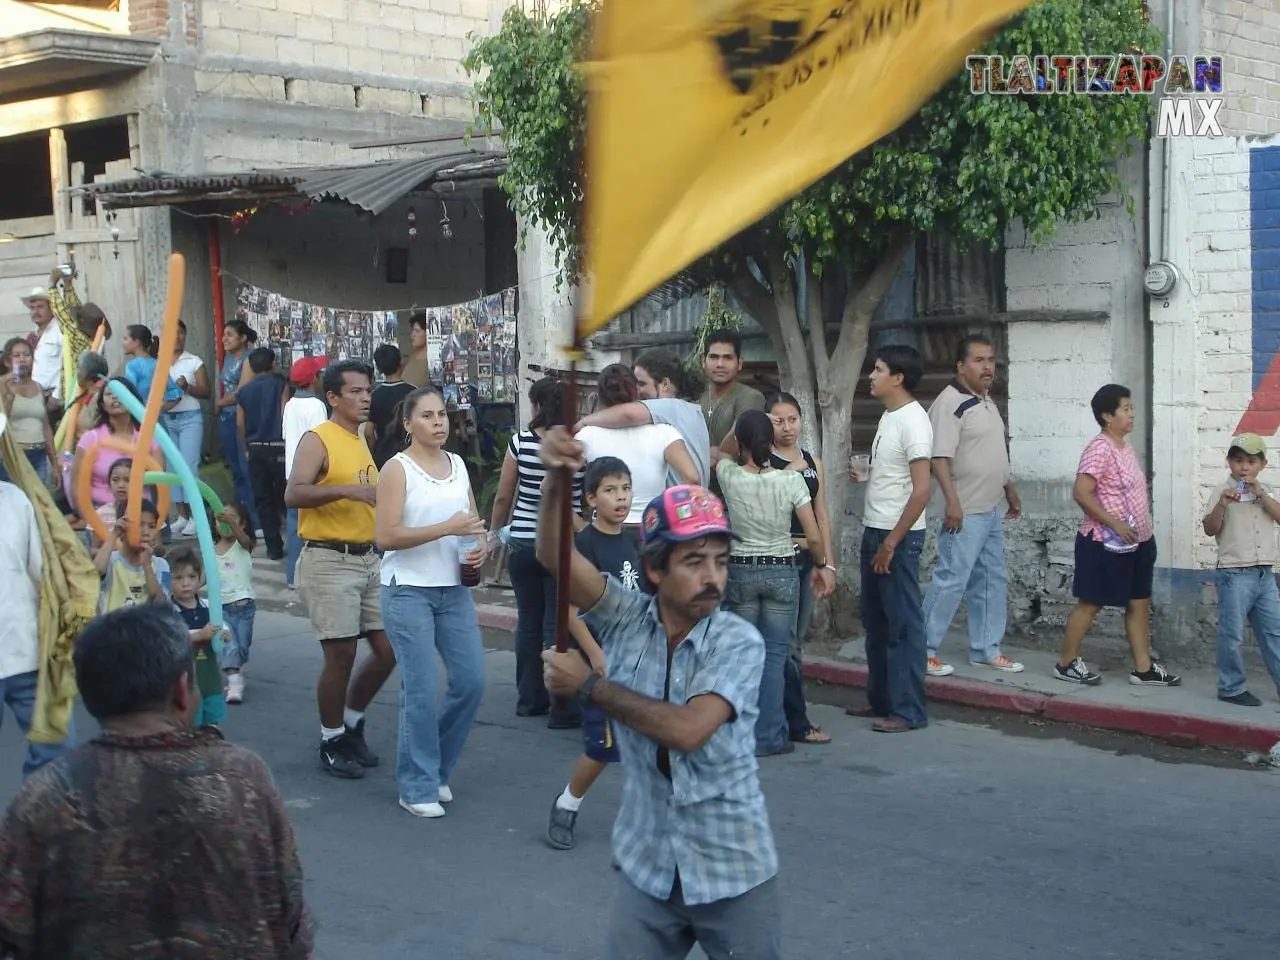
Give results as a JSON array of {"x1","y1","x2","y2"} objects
[{"x1": 1053, "y1": 384, "x2": 1181, "y2": 687}]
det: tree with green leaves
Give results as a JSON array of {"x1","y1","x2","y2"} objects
[{"x1": 466, "y1": 0, "x2": 1159, "y2": 573}]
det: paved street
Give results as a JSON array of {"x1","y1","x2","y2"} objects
[{"x1": 2, "y1": 610, "x2": 1279, "y2": 959}]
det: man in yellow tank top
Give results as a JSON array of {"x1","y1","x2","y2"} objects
[{"x1": 285, "y1": 359, "x2": 396, "y2": 779}]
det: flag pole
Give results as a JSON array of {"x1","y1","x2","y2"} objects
[{"x1": 553, "y1": 327, "x2": 582, "y2": 655}]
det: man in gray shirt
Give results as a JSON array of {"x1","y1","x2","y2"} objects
[{"x1": 574, "y1": 348, "x2": 710, "y2": 487}]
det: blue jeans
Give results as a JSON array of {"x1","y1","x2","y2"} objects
[
  {"x1": 285, "y1": 508, "x2": 301, "y2": 587},
  {"x1": 381, "y1": 580, "x2": 486, "y2": 804},
  {"x1": 162, "y1": 410, "x2": 204, "y2": 506},
  {"x1": 782, "y1": 550, "x2": 816, "y2": 736},
  {"x1": 508, "y1": 540, "x2": 556, "y2": 716},
  {"x1": 727, "y1": 562, "x2": 799, "y2": 754},
  {"x1": 923, "y1": 507, "x2": 1008, "y2": 662},
  {"x1": 218, "y1": 413, "x2": 259, "y2": 528},
  {"x1": 861, "y1": 527, "x2": 928, "y2": 728},
  {"x1": 0, "y1": 670, "x2": 74, "y2": 779},
  {"x1": 219, "y1": 599, "x2": 256, "y2": 670},
  {"x1": 1215, "y1": 566, "x2": 1280, "y2": 698},
  {"x1": 0, "y1": 448, "x2": 48, "y2": 485}
]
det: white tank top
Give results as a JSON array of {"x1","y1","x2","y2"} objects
[{"x1": 379, "y1": 450, "x2": 473, "y2": 588}]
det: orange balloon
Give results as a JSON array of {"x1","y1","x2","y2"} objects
[
  {"x1": 76, "y1": 434, "x2": 169, "y2": 546},
  {"x1": 122, "y1": 254, "x2": 185, "y2": 548}
]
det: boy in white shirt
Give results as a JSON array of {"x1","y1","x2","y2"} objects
[
  {"x1": 282, "y1": 357, "x2": 328, "y2": 590},
  {"x1": 847, "y1": 345, "x2": 934, "y2": 733}
]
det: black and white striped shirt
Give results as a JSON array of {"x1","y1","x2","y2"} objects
[{"x1": 508, "y1": 430, "x2": 584, "y2": 541}]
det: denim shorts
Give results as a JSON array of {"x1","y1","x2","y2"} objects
[{"x1": 582, "y1": 701, "x2": 620, "y2": 763}]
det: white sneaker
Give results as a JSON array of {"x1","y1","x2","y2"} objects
[
  {"x1": 171, "y1": 517, "x2": 191, "y2": 537},
  {"x1": 225, "y1": 673, "x2": 245, "y2": 704},
  {"x1": 973, "y1": 655, "x2": 1025, "y2": 674},
  {"x1": 926, "y1": 657, "x2": 955, "y2": 677},
  {"x1": 438, "y1": 785, "x2": 453, "y2": 803},
  {"x1": 399, "y1": 799, "x2": 446, "y2": 818}
]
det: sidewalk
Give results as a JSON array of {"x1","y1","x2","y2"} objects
[
  {"x1": 251, "y1": 555, "x2": 1280, "y2": 754},
  {"x1": 807, "y1": 634, "x2": 1280, "y2": 754}
]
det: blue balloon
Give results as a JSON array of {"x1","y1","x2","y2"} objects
[{"x1": 106, "y1": 380, "x2": 223, "y2": 628}]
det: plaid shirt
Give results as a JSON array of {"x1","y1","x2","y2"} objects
[
  {"x1": 1076, "y1": 434, "x2": 1152, "y2": 542},
  {"x1": 584, "y1": 576, "x2": 778, "y2": 906}
]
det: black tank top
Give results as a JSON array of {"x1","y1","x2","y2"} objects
[{"x1": 769, "y1": 449, "x2": 819, "y2": 537}]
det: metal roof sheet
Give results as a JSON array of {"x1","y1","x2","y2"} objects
[{"x1": 70, "y1": 150, "x2": 506, "y2": 213}]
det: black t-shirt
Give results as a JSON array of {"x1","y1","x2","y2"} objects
[
  {"x1": 369, "y1": 380, "x2": 416, "y2": 469},
  {"x1": 576, "y1": 524, "x2": 642, "y2": 592},
  {"x1": 769, "y1": 450, "x2": 819, "y2": 537},
  {"x1": 236, "y1": 373, "x2": 287, "y2": 443}
]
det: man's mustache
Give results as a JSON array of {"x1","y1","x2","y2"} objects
[{"x1": 694, "y1": 588, "x2": 722, "y2": 602}]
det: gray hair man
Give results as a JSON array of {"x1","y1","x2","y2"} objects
[
  {"x1": 922, "y1": 334, "x2": 1024, "y2": 677},
  {"x1": 0, "y1": 604, "x2": 314, "y2": 959}
]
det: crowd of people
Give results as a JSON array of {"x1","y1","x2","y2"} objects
[{"x1": 6, "y1": 276, "x2": 1280, "y2": 958}]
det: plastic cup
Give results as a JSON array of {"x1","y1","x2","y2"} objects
[
  {"x1": 458, "y1": 536, "x2": 482, "y2": 587},
  {"x1": 850, "y1": 454, "x2": 871, "y2": 482}
]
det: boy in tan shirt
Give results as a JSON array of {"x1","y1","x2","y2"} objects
[{"x1": 1202, "y1": 433, "x2": 1280, "y2": 706}]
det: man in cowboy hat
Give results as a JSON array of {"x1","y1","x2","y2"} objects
[{"x1": 21, "y1": 286, "x2": 63, "y2": 415}]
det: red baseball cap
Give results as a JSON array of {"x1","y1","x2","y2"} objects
[
  {"x1": 289, "y1": 356, "x2": 327, "y2": 386},
  {"x1": 641, "y1": 485, "x2": 739, "y2": 546}
]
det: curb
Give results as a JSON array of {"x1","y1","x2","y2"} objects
[
  {"x1": 804, "y1": 656, "x2": 1280, "y2": 753},
  {"x1": 476, "y1": 603, "x2": 518, "y2": 633}
]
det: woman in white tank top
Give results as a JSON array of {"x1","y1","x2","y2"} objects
[
  {"x1": 575, "y1": 364, "x2": 698, "y2": 529},
  {"x1": 375, "y1": 386, "x2": 489, "y2": 819}
]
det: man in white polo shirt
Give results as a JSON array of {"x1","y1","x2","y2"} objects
[{"x1": 922, "y1": 334, "x2": 1025, "y2": 678}]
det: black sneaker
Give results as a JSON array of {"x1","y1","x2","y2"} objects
[
  {"x1": 1130, "y1": 662, "x2": 1182, "y2": 686},
  {"x1": 1220, "y1": 690, "x2": 1262, "y2": 706},
  {"x1": 319, "y1": 735, "x2": 365, "y2": 779},
  {"x1": 546, "y1": 797, "x2": 578, "y2": 850},
  {"x1": 344, "y1": 719, "x2": 380, "y2": 767},
  {"x1": 1054, "y1": 657, "x2": 1102, "y2": 685}
]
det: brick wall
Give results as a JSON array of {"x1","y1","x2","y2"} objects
[
  {"x1": 1206, "y1": 0, "x2": 1280, "y2": 136},
  {"x1": 200, "y1": 0, "x2": 491, "y2": 85}
]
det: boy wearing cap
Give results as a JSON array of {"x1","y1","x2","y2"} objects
[
  {"x1": 1202, "y1": 433, "x2": 1280, "y2": 706},
  {"x1": 282, "y1": 357, "x2": 328, "y2": 589},
  {"x1": 537, "y1": 428, "x2": 782, "y2": 960}
]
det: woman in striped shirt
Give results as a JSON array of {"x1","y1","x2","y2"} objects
[{"x1": 489, "y1": 378, "x2": 584, "y2": 723}]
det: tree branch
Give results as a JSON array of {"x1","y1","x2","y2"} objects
[
  {"x1": 727, "y1": 263, "x2": 778, "y2": 339},
  {"x1": 833, "y1": 232, "x2": 916, "y2": 370}
]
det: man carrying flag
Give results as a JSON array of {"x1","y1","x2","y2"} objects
[{"x1": 538, "y1": 429, "x2": 781, "y2": 959}]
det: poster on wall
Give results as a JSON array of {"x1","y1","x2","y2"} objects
[{"x1": 233, "y1": 283, "x2": 519, "y2": 406}]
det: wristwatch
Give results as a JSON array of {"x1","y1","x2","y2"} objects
[{"x1": 576, "y1": 672, "x2": 600, "y2": 706}]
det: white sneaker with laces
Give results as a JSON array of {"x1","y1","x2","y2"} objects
[
  {"x1": 926, "y1": 657, "x2": 954, "y2": 677},
  {"x1": 170, "y1": 517, "x2": 190, "y2": 537},
  {"x1": 225, "y1": 673, "x2": 245, "y2": 704},
  {"x1": 400, "y1": 799, "x2": 446, "y2": 818},
  {"x1": 438, "y1": 785, "x2": 453, "y2": 803}
]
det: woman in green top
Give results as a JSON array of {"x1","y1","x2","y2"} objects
[{"x1": 716, "y1": 410, "x2": 832, "y2": 757}]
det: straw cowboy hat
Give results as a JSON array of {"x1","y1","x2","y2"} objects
[{"x1": 20, "y1": 287, "x2": 51, "y2": 306}]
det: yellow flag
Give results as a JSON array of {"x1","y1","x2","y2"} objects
[{"x1": 579, "y1": 0, "x2": 1033, "y2": 337}]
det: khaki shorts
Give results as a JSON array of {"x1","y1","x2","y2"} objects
[{"x1": 297, "y1": 545, "x2": 383, "y2": 641}]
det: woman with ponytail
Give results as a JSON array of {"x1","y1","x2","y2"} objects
[
  {"x1": 717, "y1": 409, "x2": 832, "y2": 757},
  {"x1": 487, "y1": 377, "x2": 585, "y2": 725},
  {"x1": 121, "y1": 325, "x2": 182, "y2": 411}
]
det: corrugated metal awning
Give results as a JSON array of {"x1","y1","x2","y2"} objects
[{"x1": 67, "y1": 150, "x2": 506, "y2": 214}]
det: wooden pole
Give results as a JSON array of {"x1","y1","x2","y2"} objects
[{"x1": 553, "y1": 351, "x2": 579, "y2": 654}]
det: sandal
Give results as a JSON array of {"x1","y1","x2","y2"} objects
[{"x1": 790, "y1": 725, "x2": 832, "y2": 745}]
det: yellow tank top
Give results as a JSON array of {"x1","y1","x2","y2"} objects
[{"x1": 297, "y1": 420, "x2": 378, "y2": 544}]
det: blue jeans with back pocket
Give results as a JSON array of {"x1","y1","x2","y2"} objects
[{"x1": 727, "y1": 562, "x2": 799, "y2": 754}]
